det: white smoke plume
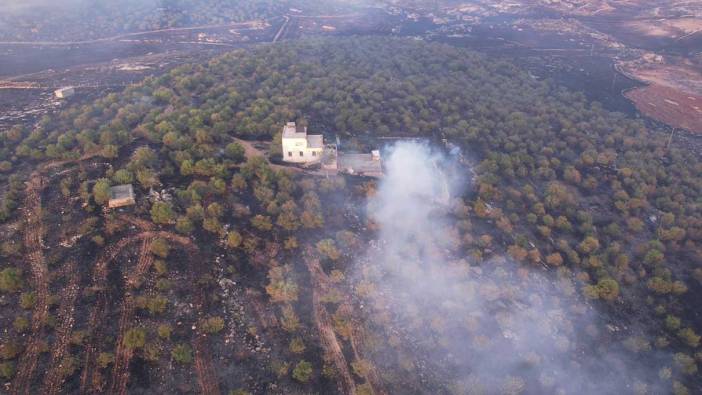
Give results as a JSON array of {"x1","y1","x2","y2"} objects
[{"x1": 356, "y1": 141, "x2": 666, "y2": 394}]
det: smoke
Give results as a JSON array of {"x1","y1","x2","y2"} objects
[{"x1": 356, "y1": 141, "x2": 666, "y2": 394}]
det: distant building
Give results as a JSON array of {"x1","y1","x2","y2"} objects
[
  {"x1": 281, "y1": 122, "x2": 324, "y2": 164},
  {"x1": 54, "y1": 87, "x2": 75, "y2": 99},
  {"x1": 108, "y1": 184, "x2": 136, "y2": 208}
]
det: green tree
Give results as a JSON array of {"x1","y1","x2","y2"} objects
[
  {"x1": 225, "y1": 142, "x2": 246, "y2": 163},
  {"x1": 171, "y1": 343, "x2": 193, "y2": 364},
  {"x1": 292, "y1": 360, "x2": 313, "y2": 383},
  {"x1": 0, "y1": 361, "x2": 15, "y2": 379},
  {"x1": 112, "y1": 169, "x2": 134, "y2": 184},
  {"x1": 150, "y1": 238, "x2": 170, "y2": 258},
  {"x1": 124, "y1": 327, "x2": 146, "y2": 349},
  {"x1": 0, "y1": 268, "x2": 22, "y2": 293},
  {"x1": 251, "y1": 215, "x2": 273, "y2": 232},
  {"x1": 226, "y1": 231, "x2": 243, "y2": 248},
  {"x1": 151, "y1": 201, "x2": 175, "y2": 225},
  {"x1": 316, "y1": 239, "x2": 340, "y2": 261},
  {"x1": 201, "y1": 316, "x2": 225, "y2": 334},
  {"x1": 93, "y1": 178, "x2": 111, "y2": 205}
]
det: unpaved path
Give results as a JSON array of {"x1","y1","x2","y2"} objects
[
  {"x1": 109, "y1": 237, "x2": 154, "y2": 395},
  {"x1": 10, "y1": 173, "x2": 50, "y2": 395},
  {"x1": 80, "y1": 230, "x2": 220, "y2": 395},
  {"x1": 304, "y1": 253, "x2": 356, "y2": 395},
  {"x1": 41, "y1": 261, "x2": 80, "y2": 395}
]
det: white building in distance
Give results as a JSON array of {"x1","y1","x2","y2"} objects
[
  {"x1": 54, "y1": 87, "x2": 75, "y2": 99},
  {"x1": 281, "y1": 122, "x2": 323, "y2": 163}
]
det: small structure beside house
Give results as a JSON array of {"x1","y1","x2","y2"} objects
[
  {"x1": 54, "y1": 87, "x2": 75, "y2": 99},
  {"x1": 108, "y1": 184, "x2": 136, "y2": 208},
  {"x1": 337, "y1": 150, "x2": 383, "y2": 177},
  {"x1": 281, "y1": 122, "x2": 324, "y2": 164}
]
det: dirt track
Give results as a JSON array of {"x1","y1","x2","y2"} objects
[
  {"x1": 41, "y1": 261, "x2": 80, "y2": 395},
  {"x1": 304, "y1": 252, "x2": 357, "y2": 395},
  {"x1": 10, "y1": 173, "x2": 50, "y2": 395},
  {"x1": 109, "y1": 237, "x2": 154, "y2": 395},
  {"x1": 80, "y1": 229, "x2": 220, "y2": 395}
]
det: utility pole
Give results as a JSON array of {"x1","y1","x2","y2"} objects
[{"x1": 666, "y1": 128, "x2": 676, "y2": 149}]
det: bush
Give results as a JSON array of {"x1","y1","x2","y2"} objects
[
  {"x1": 124, "y1": 328, "x2": 146, "y2": 349},
  {"x1": 157, "y1": 324, "x2": 172, "y2": 339},
  {"x1": 316, "y1": 239, "x2": 340, "y2": 261},
  {"x1": 251, "y1": 215, "x2": 273, "y2": 231},
  {"x1": 146, "y1": 295, "x2": 168, "y2": 315},
  {"x1": 171, "y1": 343, "x2": 192, "y2": 364},
  {"x1": 201, "y1": 316, "x2": 225, "y2": 334},
  {"x1": 112, "y1": 169, "x2": 134, "y2": 184},
  {"x1": 97, "y1": 352, "x2": 114, "y2": 368},
  {"x1": 0, "y1": 341, "x2": 21, "y2": 360},
  {"x1": 175, "y1": 216, "x2": 194, "y2": 234},
  {"x1": 0, "y1": 268, "x2": 22, "y2": 293},
  {"x1": 226, "y1": 231, "x2": 242, "y2": 248},
  {"x1": 225, "y1": 142, "x2": 246, "y2": 163},
  {"x1": 151, "y1": 201, "x2": 175, "y2": 225},
  {"x1": 93, "y1": 178, "x2": 111, "y2": 205},
  {"x1": 0, "y1": 361, "x2": 15, "y2": 379},
  {"x1": 150, "y1": 238, "x2": 170, "y2": 258},
  {"x1": 289, "y1": 337, "x2": 305, "y2": 354},
  {"x1": 292, "y1": 360, "x2": 313, "y2": 383},
  {"x1": 19, "y1": 292, "x2": 35, "y2": 309},
  {"x1": 13, "y1": 316, "x2": 29, "y2": 333}
]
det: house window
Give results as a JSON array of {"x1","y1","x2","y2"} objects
[
  {"x1": 288, "y1": 151, "x2": 293, "y2": 157},
  {"x1": 312, "y1": 151, "x2": 317, "y2": 157},
  {"x1": 299, "y1": 151, "x2": 304, "y2": 157}
]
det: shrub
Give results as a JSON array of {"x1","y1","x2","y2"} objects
[
  {"x1": 97, "y1": 352, "x2": 114, "y2": 368},
  {"x1": 124, "y1": 328, "x2": 146, "y2": 349},
  {"x1": 175, "y1": 216, "x2": 194, "y2": 234},
  {"x1": 151, "y1": 201, "x2": 175, "y2": 225},
  {"x1": 13, "y1": 316, "x2": 29, "y2": 333},
  {"x1": 292, "y1": 360, "x2": 313, "y2": 383},
  {"x1": 0, "y1": 341, "x2": 21, "y2": 360},
  {"x1": 251, "y1": 215, "x2": 273, "y2": 231},
  {"x1": 146, "y1": 295, "x2": 168, "y2": 315},
  {"x1": 150, "y1": 238, "x2": 170, "y2": 258},
  {"x1": 289, "y1": 337, "x2": 305, "y2": 354},
  {"x1": 226, "y1": 231, "x2": 243, "y2": 249},
  {"x1": 19, "y1": 292, "x2": 36, "y2": 309},
  {"x1": 0, "y1": 268, "x2": 22, "y2": 293},
  {"x1": 92, "y1": 178, "x2": 111, "y2": 205},
  {"x1": 171, "y1": 343, "x2": 192, "y2": 364},
  {"x1": 0, "y1": 361, "x2": 15, "y2": 379},
  {"x1": 225, "y1": 142, "x2": 246, "y2": 163},
  {"x1": 316, "y1": 239, "x2": 340, "y2": 261},
  {"x1": 157, "y1": 324, "x2": 172, "y2": 339},
  {"x1": 201, "y1": 316, "x2": 225, "y2": 334}
]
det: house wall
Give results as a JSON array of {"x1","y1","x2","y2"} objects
[{"x1": 282, "y1": 137, "x2": 322, "y2": 163}]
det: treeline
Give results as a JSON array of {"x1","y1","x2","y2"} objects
[
  {"x1": 0, "y1": 0, "x2": 365, "y2": 41},
  {"x1": 0, "y1": 0, "x2": 286, "y2": 41}
]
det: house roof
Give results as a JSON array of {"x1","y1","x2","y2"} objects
[
  {"x1": 307, "y1": 134, "x2": 323, "y2": 149},
  {"x1": 110, "y1": 184, "x2": 135, "y2": 200},
  {"x1": 282, "y1": 121, "x2": 307, "y2": 138}
]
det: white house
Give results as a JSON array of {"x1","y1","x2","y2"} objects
[
  {"x1": 281, "y1": 122, "x2": 324, "y2": 163},
  {"x1": 54, "y1": 87, "x2": 75, "y2": 99}
]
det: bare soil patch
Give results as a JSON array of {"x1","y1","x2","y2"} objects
[{"x1": 625, "y1": 84, "x2": 702, "y2": 133}]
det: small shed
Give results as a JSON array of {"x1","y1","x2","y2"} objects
[
  {"x1": 108, "y1": 184, "x2": 136, "y2": 208},
  {"x1": 54, "y1": 87, "x2": 75, "y2": 99}
]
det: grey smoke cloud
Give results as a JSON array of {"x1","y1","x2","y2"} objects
[{"x1": 357, "y1": 141, "x2": 666, "y2": 394}]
